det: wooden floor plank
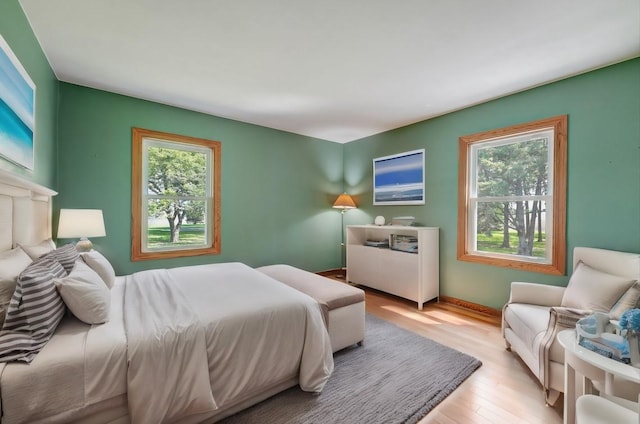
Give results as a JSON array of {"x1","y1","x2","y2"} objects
[{"x1": 360, "y1": 288, "x2": 563, "y2": 424}]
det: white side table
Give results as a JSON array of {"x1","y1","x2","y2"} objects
[{"x1": 557, "y1": 329, "x2": 640, "y2": 424}]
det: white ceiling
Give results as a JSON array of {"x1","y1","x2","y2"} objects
[{"x1": 19, "y1": 0, "x2": 640, "y2": 143}]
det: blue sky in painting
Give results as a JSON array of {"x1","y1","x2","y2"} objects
[
  {"x1": 0, "y1": 36, "x2": 35, "y2": 169},
  {"x1": 374, "y1": 151, "x2": 424, "y2": 188},
  {"x1": 0, "y1": 38, "x2": 35, "y2": 131}
]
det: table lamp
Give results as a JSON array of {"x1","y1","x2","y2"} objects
[{"x1": 57, "y1": 209, "x2": 106, "y2": 252}]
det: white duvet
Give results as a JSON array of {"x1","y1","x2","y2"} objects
[
  {"x1": 0, "y1": 262, "x2": 334, "y2": 424},
  {"x1": 125, "y1": 268, "x2": 218, "y2": 423}
]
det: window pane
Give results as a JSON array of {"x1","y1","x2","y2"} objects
[
  {"x1": 147, "y1": 146, "x2": 207, "y2": 197},
  {"x1": 476, "y1": 200, "x2": 547, "y2": 259},
  {"x1": 476, "y1": 138, "x2": 549, "y2": 197},
  {"x1": 146, "y1": 198, "x2": 207, "y2": 251}
]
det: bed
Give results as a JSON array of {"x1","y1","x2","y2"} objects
[{"x1": 0, "y1": 170, "x2": 334, "y2": 424}]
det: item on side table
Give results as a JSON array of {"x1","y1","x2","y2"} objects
[
  {"x1": 576, "y1": 312, "x2": 630, "y2": 363},
  {"x1": 618, "y1": 308, "x2": 640, "y2": 367},
  {"x1": 374, "y1": 216, "x2": 385, "y2": 226}
]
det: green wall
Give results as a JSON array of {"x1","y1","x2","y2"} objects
[
  {"x1": 56, "y1": 83, "x2": 344, "y2": 275},
  {"x1": 0, "y1": 1, "x2": 58, "y2": 188},
  {"x1": 344, "y1": 58, "x2": 640, "y2": 309}
]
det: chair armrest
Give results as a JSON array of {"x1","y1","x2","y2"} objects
[
  {"x1": 548, "y1": 306, "x2": 592, "y2": 329},
  {"x1": 508, "y1": 282, "x2": 566, "y2": 307}
]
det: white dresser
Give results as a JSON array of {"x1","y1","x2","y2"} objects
[{"x1": 346, "y1": 225, "x2": 439, "y2": 309}]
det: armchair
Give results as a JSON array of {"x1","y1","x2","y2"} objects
[{"x1": 502, "y1": 247, "x2": 640, "y2": 405}]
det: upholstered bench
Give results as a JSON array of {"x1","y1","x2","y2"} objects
[{"x1": 256, "y1": 264, "x2": 365, "y2": 353}]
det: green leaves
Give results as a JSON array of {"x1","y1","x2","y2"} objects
[
  {"x1": 477, "y1": 138, "x2": 548, "y2": 198},
  {"x1": 475, "y1": 137, "x2": 549, "y2": 257},
  {"x1": 147, "y1": 146, "x2": 206, "y2": 197},
  {"x1": 146, "y1": 146, "x2": 207, "y2": 243}
]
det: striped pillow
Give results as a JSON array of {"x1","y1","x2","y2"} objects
[
  {"x1": 0, "y1": 258, "x2": 67, "y2": 363},
  {"x1": 41, "y1": 243, "x2": 79, "y2": 274}
]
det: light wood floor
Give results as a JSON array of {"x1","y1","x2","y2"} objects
[{"x1": 363, "y1": 288, "x2": 563, "y2": 424}]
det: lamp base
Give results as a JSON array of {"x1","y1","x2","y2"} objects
[
  {"x1": 334, "y1": 267, "x2": 347, "y2": 280},
  {"x1": 75, "y1": 237, "x2": 93, "y2": 252}
]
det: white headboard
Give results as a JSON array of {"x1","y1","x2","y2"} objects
[{"x1": 0, "y1": 169, "x2": 57, "y2": 252}]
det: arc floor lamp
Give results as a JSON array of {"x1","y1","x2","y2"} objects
[{"x1": 332, "y1": 193, "x2": 356, "y2": 278}]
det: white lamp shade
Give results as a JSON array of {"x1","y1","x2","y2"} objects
[{"x1": 57, "y1": 209, "x2": 106, "y2": 238}]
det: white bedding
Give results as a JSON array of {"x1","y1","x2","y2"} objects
[
  {"x1": 0, "y1": 262, "x2": 333, "y2": 424},
  {"x1": 125, "y1": 268, "x2": 217, "y2": 423},
  {"x1": 0, "y1": 277, "x2": 127, "y2": 424}
]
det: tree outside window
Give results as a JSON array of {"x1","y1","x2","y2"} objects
[
  {"x1": 132, "y1": 128, "x2": 221, "y2": 261},
  {"x1": 457, "y1": 116, "x2": 567, "y2": 275}
]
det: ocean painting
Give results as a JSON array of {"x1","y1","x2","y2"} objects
[
  {"x1": 0, "y1": 35, "x2": 35, "y2": 170},
  {"x1": 373, "y1": 149, "x2": 425, "y2": 205}
]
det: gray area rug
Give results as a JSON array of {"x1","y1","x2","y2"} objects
[{"x1": 221, "y1": 314, "x2": 482, "y2": 424}]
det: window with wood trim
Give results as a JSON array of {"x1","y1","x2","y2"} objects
[
  {"x1": 131, "y1": 128, "x2": 221, "y2": 261},
  {"x1": 457, "y1": 115, "x2": 567, "y2": 275}
]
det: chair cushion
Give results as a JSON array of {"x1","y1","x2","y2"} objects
[
  {"x1": 561, "y1": 262, "x2": 636, "y2": 312},
  {"x1": 504, "y1": 303, "x2": 550, "y2": 354}
]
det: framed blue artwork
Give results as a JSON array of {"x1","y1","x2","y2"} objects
[
  {"x1": 373, "y1": 149, "x2": 425, "y2": 205},
  {"x1": 0, "y1": 35, "x2": 35, "y2": 170}
]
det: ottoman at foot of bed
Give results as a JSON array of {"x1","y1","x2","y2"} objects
[{"x1": 256, "y1": 264, "x2": 366, "y2": 353}]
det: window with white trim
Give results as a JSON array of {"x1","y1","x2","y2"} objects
[{"x1": 457, "y1": 116, "x2": 567, "y2": 275}]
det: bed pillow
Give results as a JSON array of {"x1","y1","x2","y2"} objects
[
  {"x1": 55, "y1": 261, "x2": 110, "y2": 324},
  {"x1": 0, "y1": 247, "x2": 33, "y2": 328},
  {"x1": 40, "y1": 243, "x2": 79, "y2": 274},
  {"x1": 0, "y1": 257, "x2": 67, "y2": 363},
  {"x1": 609, "y1": 281, "x2": 640, "y2": 320},
  {"x1": 81, "y1": 250, "x2": 116, "y2": 289},
  {"x1": 18, "y1": 239, "x2": 56, "y2": 260},
  {"x1": 561, "y1": 261, "x2": 636, "y2": 312}
]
